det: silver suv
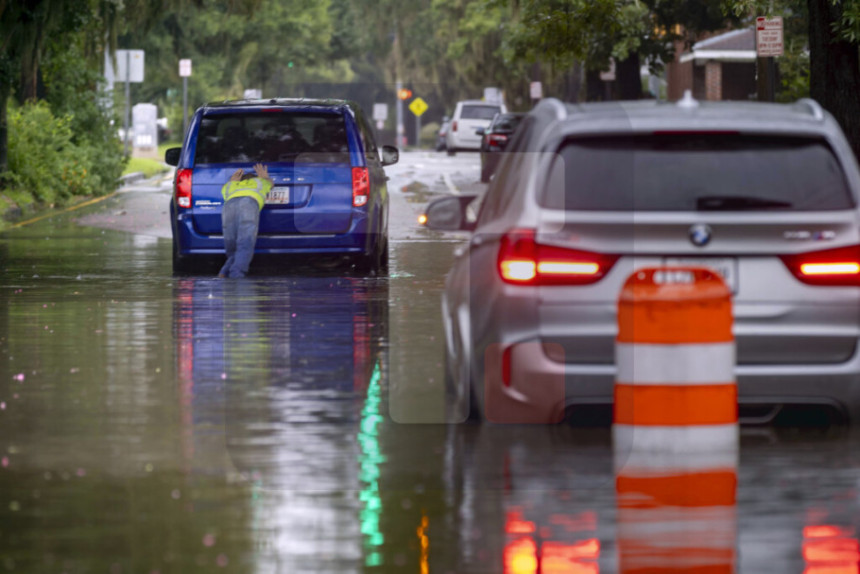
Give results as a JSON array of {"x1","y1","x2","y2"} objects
[{"x1": 426, "y1": 95, "x2": 860, "y2": 424}]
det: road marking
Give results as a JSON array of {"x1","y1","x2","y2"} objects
[
  {"x1": 442, "y1": 172, "x2": 460, "y2": 196},
  {"x1": 9, "y1": 193, "x2": 117, "y2": 229}
]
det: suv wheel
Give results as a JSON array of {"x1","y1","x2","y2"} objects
[{"x1": 447, "y1": 147, "x2": 456, "y2": 157}]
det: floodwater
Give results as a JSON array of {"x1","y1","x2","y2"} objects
[{"x1": 2, "y1": 175, "x2": 860, "y2": 573}]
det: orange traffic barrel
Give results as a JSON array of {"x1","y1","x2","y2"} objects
[{"x1": 614, "y1": 267, "x2": 738, "y2": 453}]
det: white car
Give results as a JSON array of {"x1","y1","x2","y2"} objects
[{"x1": 445, "y1": 100, "x2": 506, "y2": 155}]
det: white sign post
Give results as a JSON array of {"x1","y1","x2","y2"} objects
[
  {"x1": 115, "y1": 50, "x2": 145, "y2": 155},
  {"x1": 373, "y1": 103, "x2": 388, "y2": 132},
  {"x1": 179, "y1": 59, "x2": 192, "y2": 137},
  {"x1": 755, "y1": 17, "x2": 784, "y2": 57},
  {"x1": 756, "y1": 17, "x2": 783, "y2": 102}
]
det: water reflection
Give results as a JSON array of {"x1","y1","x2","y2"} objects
[
  {"x1": 171, "y1": 274, "x2": 388, "y2": 571},
  {"x1": 803, "y1": 524, "x2": 860, "y2": 574}
]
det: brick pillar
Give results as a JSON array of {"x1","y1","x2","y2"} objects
[{"x1": 705, "y1": 61, "x2": 722, "y2": 101}]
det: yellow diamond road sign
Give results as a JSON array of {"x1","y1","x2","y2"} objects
[{"x1": 409, "y1": 97, "x2": 428, "y2": 117}]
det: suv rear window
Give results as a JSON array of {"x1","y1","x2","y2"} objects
[
  {"x1": 460, "y1": 105, "x2": 501, "y2": 120},
  {"x1": 542, "y1": 135, "x2": 854, "y2": 211},
  {"x1": 195, "y1": 112, "x2": 350, "y2": 164}
]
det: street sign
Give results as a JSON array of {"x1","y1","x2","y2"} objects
[
  {"x1": 115, "y1": 50, "x2": 145, "y2": 83},
  {"x1": 373, "y1": 103, "x2": 388, "y2": 121},
  {"x1": 529, "y1": 81, "x2": 543, "y2": 100},
  {"x1": 376, "y1": 119, "x2": 384, "y2": 130},
  {"x1": 243, "y1": 89, "x2": 262, "y2": 99},
  {"x1": 483, "y1": 87, "x2": 502, "y2": 104},
  {"x1": 179, "y1": 59, "x2": 192, "y2": 77},
  {"x1": 756, "y1": 16, "x2": 784, "y2": 57},
  {"x1": 408, "y1": 97, "x2": 428, "y2": 117}
]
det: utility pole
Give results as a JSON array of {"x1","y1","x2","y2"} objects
[
  {"x1": 124, "y1": 50, "x2": 131, "y2": 156},
  {"x1": 393, "y1": 25, "x2": 404, "y2": 148},
  {"x1": 179, "y1": 59, "x2": 192, "y2": 136}
]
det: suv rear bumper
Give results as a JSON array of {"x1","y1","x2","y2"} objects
[
  {"x1": 172, "y1": 209, "x2": 379, "y2": 256},
  {"x1": 481, "y1": 338, "x2": 860, "y2": 424}
]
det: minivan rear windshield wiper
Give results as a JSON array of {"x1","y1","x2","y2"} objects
[{"x1": 696, "y1": 195, "x2": 793, "y2": 210}]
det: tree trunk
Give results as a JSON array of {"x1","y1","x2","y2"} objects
[
  {"x1": 585, "y1": 68, "x2": 603, "y2": 101},
  {"x1": 616, "y1": 52, "x2": 643, "y2": 100},
  {"x1": 808, "y1": 0, "x2": 860, "y2": 160},
  {"x1": 0, "y1": 77, "x2": 9, "y2": 177}
]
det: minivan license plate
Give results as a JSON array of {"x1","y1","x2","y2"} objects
[
  {"x1": 265, "y1": 188, "x2": 290, "y2": 205},
  {"x1": 662, "y1": 257, "x2": 738, "y2": 292}
]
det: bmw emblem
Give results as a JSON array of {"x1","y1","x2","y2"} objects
[{"x1": 689, "y1": 224, "x2": 712, "y2": 247}]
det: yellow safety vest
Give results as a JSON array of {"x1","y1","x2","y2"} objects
[{"x1": 221, "y1": 177, "x2": 273, "y2": 210}]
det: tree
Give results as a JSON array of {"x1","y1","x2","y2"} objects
[
  {"x1": 501, "y1": 0, "x2": 734, "y2": 100},
  {"x1": 729, "y1": 0, "x2": 860, "y2": 160}
]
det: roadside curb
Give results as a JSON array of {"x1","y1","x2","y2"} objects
[{"x1": 119, "y1": 172, "x2": 146, "y2": 186}]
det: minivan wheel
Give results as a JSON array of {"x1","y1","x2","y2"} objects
[
  {"x1": 172, "y1": 241, "x2": 194, "y2": 275},
  {"x1": 355, "y1": 237, "x2": 388, "y2": 276}
]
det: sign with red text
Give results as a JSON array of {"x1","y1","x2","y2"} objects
[{"x1": 756, "y1": 17, "x2": 784, "y2": 57}]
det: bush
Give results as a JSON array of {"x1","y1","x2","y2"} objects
[
  {"x1": 5, "y1": 101, "x2": 88, "y2": 206},
  {"x1": 41, "y1": 41, "x2": 125, "y2": 197}
]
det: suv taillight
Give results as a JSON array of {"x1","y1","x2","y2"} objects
[
  {"x1": 781, "y1": 244, "x2": 860, "y2": 286},
  {"x1": 352, "y1": 167, "x2": 369, "y2": 207},
  {"x1": 497, "y1": 229, "x2": 619, "y2": 286},
  {"x1": 452, "y1": 121, "x2": 458, "y2": 132},
  {"x1": 175, "y1": 168, "x2": 192, "y2": 208}
]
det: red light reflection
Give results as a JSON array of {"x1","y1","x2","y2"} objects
[
  {"x1": 803, "y1": 524, "x2": 859, "y2": 574},
  {"x1": 504, "y1": 510, "x2": 600, "y2": 574}
]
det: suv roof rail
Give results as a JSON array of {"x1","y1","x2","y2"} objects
[
  {"x1": 533, "y1": 98, "x2": 568, "y2": 120},
  {"x1": 796, "y1": 98, "x2": 824, "y2": 121}
]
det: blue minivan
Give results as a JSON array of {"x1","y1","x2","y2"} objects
[{"x1": 165, "y1": 98, "x2": 398, "y2": 275}]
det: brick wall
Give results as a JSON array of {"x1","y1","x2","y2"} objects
[{"x1": 705, "y1": 61, "x2": 722, "y2": 100}]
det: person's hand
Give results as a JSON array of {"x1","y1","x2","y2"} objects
[
  {"x1": 229, "y1": 168, "x2": 244, "y2": 182},
  {"x1": 254, "y1": 163, "x2": 272, "y2": 183}
]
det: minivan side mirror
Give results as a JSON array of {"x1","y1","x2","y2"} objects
[
  {"x1": 164, "y1": 147, "x2": 181, "y2": 166},
  {"x1": 423, "y1": 195, "x2": 478, "y2": 232},
  {"x1": 381, "y1": 145, "x2": 399, "y2": 166}
]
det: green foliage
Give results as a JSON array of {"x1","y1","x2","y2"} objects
[
  {"x1": 41, "y1": 38, "x2": 125, "y2": 197},
  {"x1": 775, "y1": 38, "x2": 810, "y2": 102},
  {"x1": 4, "y1": 101, "x2": 89, "y2": 206}
]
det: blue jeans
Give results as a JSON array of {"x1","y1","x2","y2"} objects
[{"x1": 219, "y1": 196, "x2": 260, "y2": 278}]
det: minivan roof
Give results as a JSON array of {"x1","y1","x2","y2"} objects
[{"x1": 202, "y1": 98, "x2": 354, "y2": 111}]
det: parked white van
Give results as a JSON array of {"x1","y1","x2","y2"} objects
[{"x1": 445, "y1": 100, "x2": 507, "y2": 155}]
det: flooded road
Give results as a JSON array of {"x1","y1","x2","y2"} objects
[{"x1": 2, "y1": 152, "x2": 860, "y2": 573}]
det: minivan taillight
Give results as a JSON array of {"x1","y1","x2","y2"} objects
[
  {"x1": 352, "y1": 167, "x2": 369, "y2": 207},
  {"x1": 497, "y1": 229, "x2": 619, "y2": 286},
  {"x1": 452, "y1": 121, "x2": 458, "y2": 132},
  {"x1": 175, "y1": 168, "x2": 192, "y2": 208},
  {"x1": 781, "y1": 244, "x2": 860, "y2": 286}
]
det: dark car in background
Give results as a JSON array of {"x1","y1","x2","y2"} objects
[
  {"x1": 165, "y1": 98, "x2": 399, "y2": 275},
  {"x1": 477, "y1": 112, "x2": 525, "y2": 182},
  {"x1": 435, "y1": 116, "x2": 450, "y2": 151}
]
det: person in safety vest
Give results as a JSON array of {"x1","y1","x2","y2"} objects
[{"x1": 218, "y1": 163, "x2": 273, "y2": 278}]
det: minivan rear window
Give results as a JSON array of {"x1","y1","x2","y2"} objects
[
  {"x1": 542, "y1": 135, "x2": 854, "y2": 211},
  {"x1": 460, "y1": 105, "x2": 502, "y2": 120},
  {"x1": 195, "y1": 112, "x2": 350, "y2": 164}
]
